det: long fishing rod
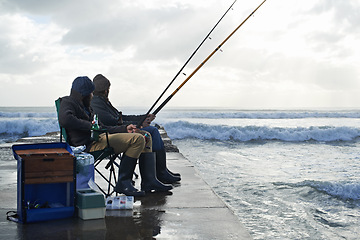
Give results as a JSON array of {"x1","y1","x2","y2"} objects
[
  {"x1": 152, "y1": 0, "x2": 267, "y2": 115},
  {"x1": 137, "y1": 0, "x2": 237, "y2": 128}
]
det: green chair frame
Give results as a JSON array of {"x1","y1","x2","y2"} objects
[{"x1": 55, "y1": 98, "x2": 120, "y2": 197}]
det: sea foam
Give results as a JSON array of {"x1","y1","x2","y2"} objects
[
  {"x1": 163, "y1": 110, "x2": 360, "y2": 119},
  {"x1": 299, "y1": 180, "x2": 360, "y2": 201},
  {"x1": 163, "y1": 121, "x2": 360, "y2": 142},
  {"x1": 0, "y1": 118, "x2": 59, "y2": 142}
]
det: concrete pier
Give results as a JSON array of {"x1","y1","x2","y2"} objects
[{"x1": 0, "y1": 129, "x2": 252, "y2": 239}]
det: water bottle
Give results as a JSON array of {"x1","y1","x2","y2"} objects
[{"x1": 91, "y1": 114, "x2": 100, "y2": 141}]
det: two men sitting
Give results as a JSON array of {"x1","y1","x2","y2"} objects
[{"x1": 58, "y1": 76, "x2": 180, "y2": 197}]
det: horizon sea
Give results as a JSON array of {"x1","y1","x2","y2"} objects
[{"x1": 1, "y1": 106, "x2": 360, "y2": 239}]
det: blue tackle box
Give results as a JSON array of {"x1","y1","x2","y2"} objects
[{"x1": 12, "y1": 142, "x2": 76, "y2": 223}]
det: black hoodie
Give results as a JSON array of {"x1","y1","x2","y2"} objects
[
  {"x1": 91, "y1": 95, "x2": 146, "y2": 127},
  {"x1": 58, "y1": 89, "x2": 127, "y2": 151}
]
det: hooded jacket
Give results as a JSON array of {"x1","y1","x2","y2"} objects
[
  {"x1": 58, "y1": 89, "x2": 128, "y2": 150},
  {"x1": 91, "y1": 95, "x2": 146, "y2": 126}
]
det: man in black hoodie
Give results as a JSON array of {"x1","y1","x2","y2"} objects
[{"x1": 59, "y1": 76, "x2": 172, "y2": 196}]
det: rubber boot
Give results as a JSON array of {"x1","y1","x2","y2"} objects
[
  {"x1": 139, "y1": 152, "x2": 173, "y2": 192},
  {"x1": 114, "y1": 155, "x2": 145, "y2": 197},
  {"x1": 155, "y1": 149, "x2": 181, "y2": 184},
  {"x1": 167, "y1": 169, "x2": 181, "y2": 177}
]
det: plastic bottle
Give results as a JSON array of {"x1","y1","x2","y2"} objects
[
  {"x1": 91, "y1": 114, "x2": 99, "y2": 130},
  {"x1": 91, "y1": 114, "x2": 100, "y2": 141}
]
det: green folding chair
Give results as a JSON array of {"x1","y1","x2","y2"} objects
[{"x1": 55, "y1": 98, "x2": 120, "y2": 197}]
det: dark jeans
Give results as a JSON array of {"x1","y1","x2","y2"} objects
[{"x1": 141, "y1": 126, "x2": 164, "y2": 151}]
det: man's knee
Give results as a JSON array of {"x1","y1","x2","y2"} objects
[
  {"x1": 131, "y1": 133, "x2": 146, "y2": 147},
  {"x1": 124, "y1": 133, "x2": 147, "y2": 158},
  {"x1": 142, "y1": 126, "x2": 158, "y2": 135}
]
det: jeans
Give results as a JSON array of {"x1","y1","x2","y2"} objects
[{"x1": 141, "y1": 126, "x2": 164, "y2": 151}]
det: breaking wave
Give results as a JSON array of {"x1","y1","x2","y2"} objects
[
  {"x1": 297, "y1": 180, "x2": 360, "y2": 201},
  {"x1": 0, "y1": 118, "x2": 59, "y2": 142},
  {"x1": 164, "y1": 110, "x2": 360, "y2": 119},
  {"x1": 0, "y1": 112, "x2": 56, "y2": 118},
  {"x1": 163, "y1": 121, "x2": 360, "y2": 142}
]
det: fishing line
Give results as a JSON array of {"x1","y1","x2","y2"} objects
[
  {"x1": 152, "y1": 0, "x2": 267, "y2": 115},
  {"x1": 137, "y1": 0, "x2": 237, "y2": 128}
]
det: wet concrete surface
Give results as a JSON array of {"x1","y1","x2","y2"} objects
[{"x1": 0, "y1": 131, "x2": 252, "y2": 239}]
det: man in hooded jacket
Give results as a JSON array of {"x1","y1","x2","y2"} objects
[{"x1": 59, "y1": 76, "x2": 172, "y2": 196}]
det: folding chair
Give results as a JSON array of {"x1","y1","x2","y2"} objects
[{"x1": 55, "y1": 98, "x2": 120, "y2": 197}]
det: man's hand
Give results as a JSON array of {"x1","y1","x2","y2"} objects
[
  {"x1": 142, "y1": 114, "x2": 156, "y2": 128},
  {"x1": 127, "y1": 124, "x2": 140, "y2": 133}
]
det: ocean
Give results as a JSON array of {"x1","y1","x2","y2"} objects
[{"x1": 1, "y1": 107, "x2": 360, "y2": 239}]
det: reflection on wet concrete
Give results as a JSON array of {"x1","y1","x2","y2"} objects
[
  {"x1": 17, "y1": 217, "x2": 106, "y2": 240},
  {"x1": 105, "y1": 193, "x2": 170, "y2": 239},
  {"x1": 13, "y1": 193, "x2": 172, "y2": 240},
  {"x1": 106, "y1": 209, "x2": 163, "y2": 239}
]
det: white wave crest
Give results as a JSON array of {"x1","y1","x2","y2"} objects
[
  {"x1": 164, "y1": 110, "x2": 360, "y2": 119},
  {"x1": 0, "y1": 112, "x2": 56, "y2": 118},
  {"x1": 0, "y1": 118, "x2": 59, "y2": 140},
  {"x1": 299, "y1": 180, "x2": 360, "y2": 201},
  {"x1": 163, "y1": 121, "x2": 360, "y2": 142}
]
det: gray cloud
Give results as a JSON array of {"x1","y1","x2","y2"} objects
[
  {"x1": 0, "y1": 0, "x2": 261, "y2": 63},
  {"x1": 0, "y1": 43, "x2": 42, "y2": 74},
  {"x1": 60, "y1": 6, "x2": 216, "y2": 63},
  {"x1": 0, "y1": 16, "x2": 47, "y2": 74},
  {"x1": 311, "y1": 1, "x2": 360, "y2": 31}
]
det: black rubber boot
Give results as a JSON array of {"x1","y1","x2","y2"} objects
[
  {"x1": 139, "y1": 152, "x2": 173, "y2": 192},
  {"x1": 167, "y1": 169, "x2": 181, "y2": 177},
  {"x1": 155, "y1": 149, "x2": 181, "y2": 184},
  {"x1": 114, "y1": 154, "x2": 145, "y2": 197}
]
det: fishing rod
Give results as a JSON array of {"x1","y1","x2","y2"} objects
[
  {"x1": 152, "y1": 0, "x2": 267, "y2": 115},
  {"x1": 137, "y1": 0, "x2": 237, "y2": 128}
]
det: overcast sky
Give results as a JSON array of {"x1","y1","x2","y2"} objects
[{"x1": 1, "y1": 0, "x2": 359, "y2": 110}]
